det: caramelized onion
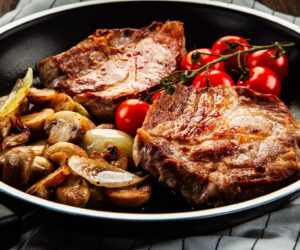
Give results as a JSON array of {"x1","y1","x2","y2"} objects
[
  {"x1": 68, "y1": 156, "x2": 147, "y2": 188},
  {"x1": 0, "y1": 68, "x2": 33, "y2": 117}
]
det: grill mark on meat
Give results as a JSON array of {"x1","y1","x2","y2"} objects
[
  {"x1": 134, "y1": 86, "x2": 300, "y2": 207},
  {"x1": 37, "y1": 21, "x2": 186, "y2": 121}
]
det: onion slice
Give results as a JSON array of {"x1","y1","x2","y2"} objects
[
  {"x1": 68, "y1": 156, "x2": 147, "y2": 188},
  {"x1": 0, "y1": 68, "x2": 33, "y2": 117}
]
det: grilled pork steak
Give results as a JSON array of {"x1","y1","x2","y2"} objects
[
  {"x1": 36, "y1": 21, "x2": 185, "y2": 121},
  {"x1": 133, "y1": 86, "x2": 300, "y2": 207}
]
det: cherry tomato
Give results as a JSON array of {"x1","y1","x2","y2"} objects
[
  {"x1": 115, "y1": 99, "x2": 150, "y2": 136},
  {"x1": 212, "y1": 35, "x2": 250, "y2": 75},
  {"x1": 246, "y1": 49, "x2": 289, "y2": 82},
  {"x1": 237, "y1": 66, "x2": 281, "y2": 96},
  {"x1": 192, "y1": 69, "x2": 234, "y2": 88},
  {"x1": 180, "y1": 48, "x2": 224, "y2": 71},
  {"x1": 151, "y1": 91, "x2": 164, "y2": 102}
]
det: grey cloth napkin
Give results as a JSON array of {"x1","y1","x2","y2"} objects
[{"x1": 1, "y1": 0, "x2": 299, "y2": 249}]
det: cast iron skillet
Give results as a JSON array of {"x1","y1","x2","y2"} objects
[{"x1": 0, "y1": 0, "x2": 300, "y2": 235}]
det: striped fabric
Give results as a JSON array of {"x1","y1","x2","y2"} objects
[{"x1": 1, "y1": 0, "x2": 300, "y2": 249}]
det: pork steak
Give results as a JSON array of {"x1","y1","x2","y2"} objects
[
  {"x1": 133, "y1": 86, "x2": 300, "y2": 207},
  {"x1": 36, "y1": 21, "x2": 185, "y2": 121}
]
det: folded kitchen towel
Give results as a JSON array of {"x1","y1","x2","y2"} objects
[{"x1": 0, "y1": 1, "x2": 299, "y2": 250}]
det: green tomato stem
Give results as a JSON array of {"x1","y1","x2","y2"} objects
[{"x1": 176, "y1": 42, "x2": 295, "y2": 85}]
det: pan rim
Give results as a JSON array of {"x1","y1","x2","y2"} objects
[
  {"x1": 0, "y1": 180, "x2": 299, "y2": 221},
  {"x1": 0, "y1": 0, "x2": 299, "y2": 36}
]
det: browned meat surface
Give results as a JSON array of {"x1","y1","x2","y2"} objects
[
  {"x1": 133, "y1": 86, "x2": 300, "y2": 207},
  {"x1": 37, "y1": 21, "x2": 186, "y2": 121}
]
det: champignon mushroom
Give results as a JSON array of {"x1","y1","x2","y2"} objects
[
  {"x1": 43, "y1": 142, "x2": 88, "y2": 165},
  {"x1": 26, "y1": 165, "x2": 70, "y2": 199},
  {"x1": 27, "y1": 88, "x2": 90, "y2": 117},
  {"x1": 27, "y1": 88, "x2": 57, "y2": 105},
  {"x1": 30, "y1": 139, "x2": 49, "y2": 146},
  {"x1": 51, "y1": 93, "x2": 75, "y2": 112},
  {"x1": 49, "y1": 152, "x2": 68, "y2": 165},
  {"x1": 44, "y1": 111, "x2": 95, "y2": 144},
  {"x1": 44, "y1": 142, "x2": 88, "y2": 158},
  {"x1": 55, "y1": 174, "x2": 90, "y2": 207},
  {"x1": 104, "y1": 182, "x2": 152, "y2": 208},
  {"x1": 17, "y1": 97, "x2": 29, "y2": 115},
  {"x1": 1, "y1": 130, "x2": 30, "y2": 151},
  {"x1": 29, "y1": 156, "x2": 55, "y2": 184},
  {"x1": 101, "y1": 145, "x2": 128, "y2": 170},
  {"x1": 1, "y1": 146, "x2": 35, "y2": 189},
  {"x1": 0, "y1": 117, "x2": 11, "y2": 143},
  {"x1": 89, "y1": 145, "x2": 128, "y2": 170},
  {"x1": 1, "y1": 116, "x2": 30, "y2": 151},
  {"x1": 74, "y1": 102, "x2": 90, "y2": 118},
  {"x1": 27, "y1": 145, "x2": 47, "y2": 156},
  {"x1": 21, "y1": 108, "x2": 54, "y2": 137}
]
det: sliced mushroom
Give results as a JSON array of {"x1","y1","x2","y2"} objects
[
  {"x1": 15, "y1": 97, "x2": 29, "y2": 116},
  {"x1": 1, "y1": 147, "x2": 35, "y2": 189},
  {"x1": 27, "y1": 88, "x2": 57, "y2": 105},
  {"x1": 1, "y1": 130, "x2": 30, "y2": 151},
  {"x1": 44, "y1": 142, "x2": 88, "y2": 163},
  {"x1": 27, "y1": 145, "x2": 47, "y2": 156},
  {"x1": 28, "y1": 88, "x2": 91, "y2": 117},
  {"x1": 104, "y1": 182, "x2": 152, "y2": 208},
  {"x1": 0, "y1": 117, "x2": 11, "y2": 143},
  {"x1": 1, "y1": 116, "x2": 31, "y2": 151},
  {"x1": 26, "y1": 165, "x2": 70, "y2": 199},
  {"x1": 21, "y1": 108, "x2": 54, "y2": 137},
  {"x1": 74, "y1": 102, "x2": 90, "y2": 118},
  {"x1": 101, "y1": 145, "x2": 128, "y2": 170},
  {"x1": 55, "y1": 174, "x2": 90, "y2": 207},
  {"x1": 49, "y1": 152, "x2": 68, "y2": 165},
  {"x1": 44, "y1": 111, "x2": 95, "y2": 144},
  {"x1": 90, "y1": 145, "x2": 128, "y2": 170},
  {"x1": 27, "y1": 88, "x2": 75, "y2": 112},
  {"x1": 51, "y1": 93, "x2": 75, "y2": 112},
  {"x1": 29, "y1": 156, "x2": 54, "y2": 184},
  {"x1": 68, "y1": 156, "x2": 147, "y2": 188},
  {"x1": 30, "y1": 139, "x2": 49, "y2": 146}
]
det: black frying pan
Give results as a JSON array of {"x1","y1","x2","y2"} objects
[{"x1": 0, "y1": 0, "x2": 299, "y2": 236}]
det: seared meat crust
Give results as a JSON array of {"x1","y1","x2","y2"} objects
[
  {"x1": 37, "y1": 21, "x2": 186, "y2": 121},
  {"x1": 133, "y1": 86, "x2": 300, "y2": 207}
]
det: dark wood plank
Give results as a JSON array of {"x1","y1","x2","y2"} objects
[{"x1": 257, "y1": 0, "x2": 300, "y2": 16}]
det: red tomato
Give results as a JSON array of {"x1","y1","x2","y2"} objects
[
  {"x1": 151, "y1": 91, "x2": 164, "y2": 102},
  {"x1": 237, "y1": 66, "x2": 281, "y2": 96},
  {"x1": 115, "y1": 99, "x2": 150, "y2": 135},
  {"x1": 180, "y1": 48, "x2": 224, "y2": 71},
  {"x1": 192, "y1": 69, "x2": 234, "y2": 88},
  {"x1": 212, "y1": 35, "x2": 250, "y2": 75},
  {"x1": 246, "y1": 49, "x2": 289, "y2": 82}
]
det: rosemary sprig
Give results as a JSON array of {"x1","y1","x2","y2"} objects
[{"x1": 144, "y1": 41, "x2": 295, "y2": 103}]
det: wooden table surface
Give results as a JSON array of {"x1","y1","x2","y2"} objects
[{"x1": 0, "y1": 0, "x2": 299, "y2": 18}]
